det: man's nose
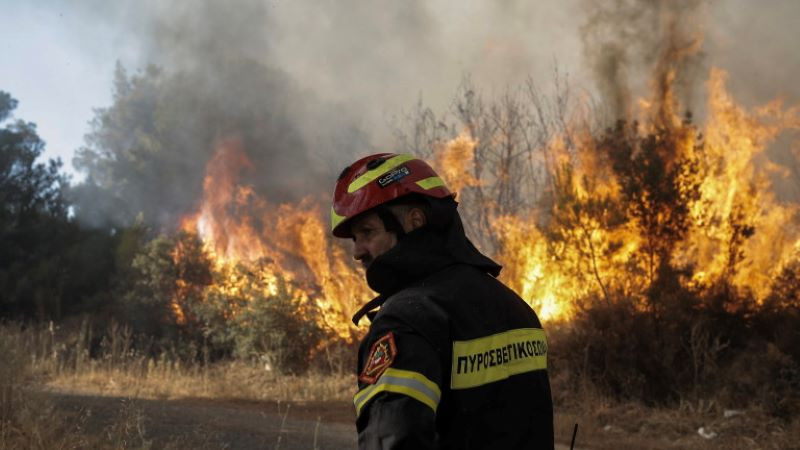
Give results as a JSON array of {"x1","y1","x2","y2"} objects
[{"x1": 353, "y1": 240, "x2": 368, "y2": 261}]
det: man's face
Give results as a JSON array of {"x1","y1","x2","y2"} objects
[{"x1": 350, "y1": 212, "x2": 398, "y2": 269}]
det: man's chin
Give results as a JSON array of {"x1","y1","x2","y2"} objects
[{"x1": 359, "y1": 255, "x2": 376, "y2": 270}]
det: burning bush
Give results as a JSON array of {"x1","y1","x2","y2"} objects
[
  {"x1": 527, "y1": 98, "x2": 800, "y2": 415},
  {"x1": 118, "y1": 230, "x2": 333, "y2": 373},
  {"x1": 759, "y1": 260, "x2": 800, "y2": 363},
  {"x1": 393, "y1": 56, "x2": 800, "y2": 417},
  {"x1": 191, "y1": 267, "x2": 328, "y2": 373}
]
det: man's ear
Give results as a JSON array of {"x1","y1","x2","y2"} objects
[{"x1": 406, "y1": 207, "x2": 427, "y2": 231}]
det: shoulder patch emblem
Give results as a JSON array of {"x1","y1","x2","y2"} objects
[{"x1": 359, "y1": 332, "x2": 397, "y2": 384}]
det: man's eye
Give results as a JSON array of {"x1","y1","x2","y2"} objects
[{"x1": 352, "y1": 228, "x2": 372, "y2": 242}]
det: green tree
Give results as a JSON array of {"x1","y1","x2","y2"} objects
[
  {"x1": 0, "y1": 91, "x2": 120, "y2": 320},
  {"x1": 71, "y1": 61, "x2": 315, "y2": 229},
  {"x1": 0, "y1": 92, "x2": 70, "y2": 318},
  {"x1": 71, "y1": 64, "x2": 205, "y2": 228},
  {"x1": 192, "y1": 269, "x2": 326, "y2": 373},
  {"x1": 119, "y1": 232, "x2": 210, "y2": 346},
  {"x1": 118, "y1": 230, "x2": 327, "y2": 371}
]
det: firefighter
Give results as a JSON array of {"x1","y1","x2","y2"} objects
[{"x1": 331, "y1": 153, "x2": 554, "y2": 449}]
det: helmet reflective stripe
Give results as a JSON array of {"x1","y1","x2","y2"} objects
[
  {"x1": 347, "y1": 154, "x2": 415, "y2": 194},
  {"x1": 331, "y1": 152, "x2": 452, "y2": 238},
  {"x1": 331, "y1": 206, "x2": 347, "y2": 231},
  {"x1": 415, "y1": 176, "x2": 446, "y2": 190}
]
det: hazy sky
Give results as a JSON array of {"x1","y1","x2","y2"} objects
[
  {"x1": 3, "y1": 1, "x2": 144, "y2": 176},
  {"x1": 3, "y1": 0, "x2": 799, "y2": 179}
]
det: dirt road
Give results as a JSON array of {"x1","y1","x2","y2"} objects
[
  {"x1": 48, "y1": 392, "x2": 357, "y2": 449},
  {"x1": 48, "y1": 392, "x2": 575, "y2": 449}
]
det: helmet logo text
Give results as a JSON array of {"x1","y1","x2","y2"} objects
[{"x1": 377, "y1": 165, "x2": 411, "y2": 188}]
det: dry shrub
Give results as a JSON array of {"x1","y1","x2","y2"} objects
[
  {"x1": 756, "y1": 261, "x2": 800, "y2": 363},
  {"x1": 550, "y1": 270, "x2": 800, "y2": 422},
  {"x1": 720, "y1": 342, "x2": 799, "y2": 419},
  {"x1": 550, "y1": 289, "x2": 702, "y2": 404}
]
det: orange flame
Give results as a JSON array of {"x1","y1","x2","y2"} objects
[
  {"x1": 679, "y1": 69, "x2": 800, "y2": 297},
  {"x1": 172, "y1": 69, "x2": 799, "y2": 331},
  {"x1": 432, "y1": 132, "x2": 482, "y2": 195},
  {"x1": 176, "y1": 137, "x2": 371, "y2": 340},
  {"x1": 459, "y1": 67, "x2": 799, "y2": 321}
]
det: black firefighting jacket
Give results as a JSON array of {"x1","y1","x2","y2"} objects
[{"x1": 353, "y1": 211, "x2": 554, "y2": 449}]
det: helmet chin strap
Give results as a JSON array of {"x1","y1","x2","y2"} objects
[{"x1": 375, "y1": 205, "x2": 407, "y2": 240}]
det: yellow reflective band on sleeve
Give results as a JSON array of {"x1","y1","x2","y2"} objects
[
  {"x1": 353, "y1": 368, "x2": 441, "y2": 418},
  {"x1": 415, "y1": 176, "x2": 446, "y2": 190},
  {"x1": 347, "y1": 154, "x2": 415, "y2": 193},
  {"x1": 331, "y1": 206, "x2": 347, "y2": 231},
  {"x1": 451, "y1": 328, "x2": 547, "y2": 390}
]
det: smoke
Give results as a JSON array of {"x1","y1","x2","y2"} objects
[
  {"x1": 579, "y1": 0, "x2": 800, "y2": 199},
  {"x1": 138, "y1": 0, "x2": 365, "y2": 201},
  {"x1": 579, "y1": 0, "x2": 707, "y2": 121},
  {"x1": 580, "y1": 0, "x2": 800, "y2": 117},
  {"x1": 68, "y1": 0, "x2": 588, "y2": 228},
  {"x1": 705, "y1": 0, "x2": 800, "y2": 108},
  {"x1": 60, "y1": 0, "x2": 800, "y2": 227},
  {"x1": 137, "y1": 0, "x2": 591, "y2": 165},
  {"x1": 70, "y1": 0, "x2": 375, "y2": 227}
]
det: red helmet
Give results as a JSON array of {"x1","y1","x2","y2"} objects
[{"x1": 331, "y1": 153, "x2": 453, "y2": 238}]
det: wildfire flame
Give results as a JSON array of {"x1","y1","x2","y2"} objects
[
  {"x1": 491, "y1": 67, "x2": 800, "y2": 321},
  {"x1": 681, "y1": 69, "x2": 800, "y2": 298},
  {"x1": 177, "y1": 137, "x2": 371, "y2": 340},
  {"x1": 432, "y1": 133, "x2": 482, "y2": 194},
  {"x1": 172, "y1": 67, "x2": 799, "y2": 332}
]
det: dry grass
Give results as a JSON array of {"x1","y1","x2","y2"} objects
[
  {"x1": 0, "y1": 323, "x2": 91, "y2": 449},
  {"x1": 5, "y1": 321, "x2": 799, "y2": 449},
  {"x1": 16, "y1": 319, "x2": 354, "y2": 403},
  {"x1": 0, "y1": 323, "x2": 216, "y2": 449},
  {"x1": 3, "y1": 322, "x2": 355, "y2": 449},
  {"x1": 45, "y1": 362, "x2": 354, "y2": 402}
]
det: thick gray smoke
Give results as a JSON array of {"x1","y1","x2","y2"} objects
[
  {"x1": 61, "y1": 0, "x2": 800, "y2": 227},
  {"x1": 580, "y1": 0, "x2": 800, "y2": 118},
  {"x1": 578, "y1": 0, "x2": 800, "y2": 200},
  {"x1": 579, "y1": 0, "x2": 707, "y2": 121},
  {"x1": 69, "y1": 0, "x2": 588, "y2": 228},
  {"x1": 70, "y1": 0, "x2": 374, "y2": 227}
]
